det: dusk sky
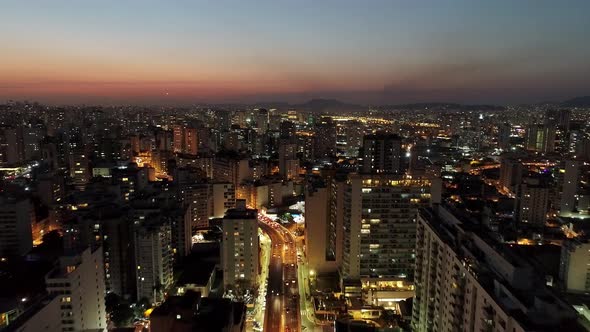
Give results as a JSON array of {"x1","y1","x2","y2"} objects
[{"x1": 1, "y1": 0, "x2": 589, "y2": 105}]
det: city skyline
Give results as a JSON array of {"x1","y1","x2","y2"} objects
[
  {"x1": 1, "y1": 99, "x2": 589, "y2": 332},
  {"x1": 3, "y1": 2, "x2": 590, "y2": 332},
  {"x1": 2, "y1": 0, "x2": 590, "y2": 105}
]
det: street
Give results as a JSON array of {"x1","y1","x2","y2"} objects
[{"x1": 259, "y1": 214, "x2": 301, "y2": 332}]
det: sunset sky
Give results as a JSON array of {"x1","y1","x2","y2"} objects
[{"x1": 1, "y1": 0, "x2": 589, "y2": 105}]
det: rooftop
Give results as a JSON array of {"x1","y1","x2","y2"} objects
[
  {"x1": 177, "y1": 261, "x2": 216, "y2": 286},
  {"x1": 224, "y1": 200, "x2": 257, "y2": 220}
]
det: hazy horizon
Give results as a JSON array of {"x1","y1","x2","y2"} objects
[{"x1": 2, "y1": 0, "x2": 590, "y2": 105}]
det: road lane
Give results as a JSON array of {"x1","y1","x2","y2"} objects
[
  {"x1": 260, "y1": 221, "x2": 285, "y2": 332},
  {"x1": 259, "y1": 214, "x2": 306, "y2": 332}
]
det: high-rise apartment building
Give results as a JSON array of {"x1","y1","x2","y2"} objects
[
  {"x1": 413, "y1": 206, "x2": 578, "y2": 332},
  {"x1": 255, "y1": 108, "x2": 269, "y2": 134},
  {"x1": 342, "y1": 120, "x2": 364, "y2": 157},
  {"x1": 341, "y1": 174, "x2": 440, "y2": 282},
  {"x1": 514, "y1": 176, "x2": 550, "y2": 226},
  {"x1": 561, "y1": 238, "x2": 590, "y2": 293},
  {"x1": 181, "y1": 182, "x2": 211, "y2": 229},
  {"x1": 305, "y1": 171, "x2": 346, "y2": 274},
  {"x1": 559, "y1": 160, "x2": 590, "y2": 218},
  {"x1": 546, "y1": 108, "x2": 571, "y2": 132},
  {"x1": 213, "y1": 154, "x2": 251, "y2": 189},
  {"x1": 179, "y1": 181, "x2": 236, "y2": 222},
  {"x1": 0, "y1": 195, "x2": 34, "y2": 258},
  {"x1": 45, "y1": 247, "x2": 107, "y2": 332},
  {"x1": 279, "y1": 139, "x2": 299, "y2": 180},
  {"x1": 3, "y1": 127, "x2": 25, "y2": 164},
  {"x1": 168, "y1": 205, "x2": 192, "y2": 262},
  {"x1": 184, "y1": 127, "x2": 198, "y2": 155},
  {"x1": 211, "y1": 182, "x2": 236, "y2": 218},
  {"x1": 129, "y1": 134, "x2": 141, "y2": 154},
  {"x1": 313, "y1": 117, "x2": 337, "y2": 159},
  {"x1": 23, "y1": 126, "x2": 43, "y2": 161},
  {"x1": 305, "y1": 184, "x2": 330, "y2": 266},
  {"x1": 173, "y1": 125, "x2": 198, "y2": 155},
  {"x1": 37, "y1": 171, "x2": 66, "y2": 207},
  {"x1": 68, "y1": 140, "x2": 90, "y2": 191},
  {"x1": 221, "y1": 200, "x2": 259, "y2": 288},
  {"x1": 1, "y1": 295, "x2": 62, "y2": 332},
  {"x1": 361, "y1": 133, "x2": 403, "y2": 174},
  {"x1": 279, "y1": 120, "x2": 296, "y2": 139},
  {"x1": 498, "y1": 156, "x2": 522, "y2": 194},
  {"x1": 525, "y1": 124, "x2": 556, "y2": 153},
  {"x1": 497, "y1": 122, "x2": 512, "y2": 150},
  {"x1": 296, "y1": 132, "x2": 314, "y2": 162},
  {"x1": 94, "y1": 208, "x2": 137, "y2": 300},
  {"x1": 222, "y1": 130, "x2": 241, "y2": 151},
  {"x1": 155, "y1": 128, "x2": 172, "y2": 152},
  {"x1": 135, "y1": 218, "x2": 173, "y2": 304},
  {"x1": 173, "y1": 125, "x2": 183, "y2": 153}
]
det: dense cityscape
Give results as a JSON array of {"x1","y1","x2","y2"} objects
[
  {"x1": 0, "y1": 99, "x2": 588, "y2": 332},
  {"x1": 2, "y1": 1, "x2": 590, "y2": 332}
]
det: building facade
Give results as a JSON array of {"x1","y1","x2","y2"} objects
[
  {"x1": 221, "y1": 200, "x2": 259, "y2": 288},
  {"x1": 134, "y1": 220, "x2": 173, "y2": 304},
  {"x1": 413, "y1": 206, "x2": 578, "y2": 332},
  {"x1": 45, "y1": 247, "x2": 107, "y2": 332},
  {"x1": 362, "y1": 133, "x2": 403, "y2": 174},
  {"x1": 0, "y1": 195, "x2": 34, "y2": 258}
]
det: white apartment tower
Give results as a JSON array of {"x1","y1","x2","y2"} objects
[
  {"x1": 304, "y1": 171, "x2": 346, "y2": 275},
  {"x1": 413, "y1": 206, "x2": 578, "y2": 332},
  {"x1": 560, "y1": 238, "x2": 590, "y2": 293},
  {"x1": 342, "y1": 174, "x2": 440, "y2": 281},
  {"x1": 182, "y1": 182, "x2": 211, "y2": 229},
  {"x1": 211, "y1": 182, "x2": 236, "y2": 218},
  {"x1": 134, "y1": 220, "x2": 173, "y2": 304},
  {"x1": 45, "y1": 247, "x2": 107, "y2": 332},
  {"x1": 221, "y1": 199, "x2": 259, "y2": 288}
]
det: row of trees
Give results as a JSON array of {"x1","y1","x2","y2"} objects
[{"x1": 105, "y1": 293, "x2": 151, "y2": 327}]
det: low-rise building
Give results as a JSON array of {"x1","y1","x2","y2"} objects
[{"x1": 150, "y1": 291, "x2": 245, "y2": 332}]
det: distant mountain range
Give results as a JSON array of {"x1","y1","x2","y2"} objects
[
  {"x1": 269, "y1": 95, "x2": 590, "y2": 111},
  {"x1": 295, "y1": 98, "x2": 362, "y2": 111},
  {"x1": 305, "y1": 100, "x2": 509, "y2": 111},
  {"x1": 375, "y1": 102, "x2": 504, "y2": 111},
  {"x1": 257, "y1": 99, "x2": 505, "y2": 112},
  {"x1": 254, "y1": 98, "x2": 363, "y2": 112},
  {"x1": 7, "y1": 95, "x2": 590, "y2": 109},
  {"x1": 561, "y1": 96, "x2": 590, "y2": 107}
]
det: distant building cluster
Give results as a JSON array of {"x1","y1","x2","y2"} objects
[{"x1": 0, "y1": 101, "x2": 589, "y2": 331}]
